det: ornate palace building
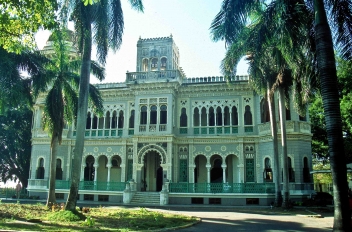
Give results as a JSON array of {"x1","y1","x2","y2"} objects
[{"x1": 28, "y1": 35, "x2": 313, "y2": 205}]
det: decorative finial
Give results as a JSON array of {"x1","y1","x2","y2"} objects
[{"x1": 170, "y1": 34, "x2": 173, "y2": 38}]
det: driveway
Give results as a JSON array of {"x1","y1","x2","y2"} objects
[{"x1": 144, "y1": 206, "x2": 334, "y2": 232}]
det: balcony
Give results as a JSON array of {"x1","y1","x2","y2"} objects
[
  {"x1": 189, "y1": 126, "x2": 239, "y2": 135},
  {"x1": 258, "y1": 121, "x2": 311, "y2": 135},
  {"x1": 27, "y1": 180, "x2": 126, "y2": 192},
  {"x1": 139, "y1": 124, "x2": 167, "y2": 133},
  {"x1": 169, "y1": 182, "x2": 275, "y2": 194},
  {"x1": 126, "y1": 70, "x2": 182, "y2": 83},
  {"x1": 184, "y1": 75, "x2": 249, "y2": 84},
  {"x1": 73, "y1": 129, "x2": 123, "y2": 138}
]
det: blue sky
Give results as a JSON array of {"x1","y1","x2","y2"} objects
[{"x1": 36, "y1": 0, "x2": 248, "y2": 83}]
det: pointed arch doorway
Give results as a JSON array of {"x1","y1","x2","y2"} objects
[{"x1": 141, "y1": 150, "x2": 163, "y2": 192}]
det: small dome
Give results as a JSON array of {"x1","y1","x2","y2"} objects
[{"x1": 47, "y1": 28, "x2": 75, "y2": 43}]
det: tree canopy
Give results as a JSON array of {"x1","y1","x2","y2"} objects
[{"x1": 0, "y1": 105, "x2": 32, "y2": 187}]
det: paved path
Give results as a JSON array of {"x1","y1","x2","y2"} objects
[{"x1": 145, "y1": 206, "x2": 334, "y2": 232}]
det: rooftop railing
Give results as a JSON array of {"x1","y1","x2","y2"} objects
[
  {"x1": 184, "y1": 75, "x2": 249, "y2": 84},
  {"x1": 126, "y1": 70, "x2": 182, "y2": 82}
]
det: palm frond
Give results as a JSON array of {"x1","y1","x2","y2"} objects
[
  {"x1": 109, "y1": 0, "x2": 124, "y2": 52},
  {"x1": 90, "y1": 60, "x2": 106, "y2": 81},
  {"x1": 88, "y1": 84, "x2": 104, "y2": 116},
  {"x1": 128, "y1": 0, "x2": 144, "y2": 12},
  {"x1": 94, "y1": 0, "x2": 109, "y2": 64}
]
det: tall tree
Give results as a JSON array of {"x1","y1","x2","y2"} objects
[
  {"x1": 0, "y1": 105, "x2": 32, "y2": 187},
  {"x1": 36, "y1": 29, "x2": 105, "y2": 206},
  {"x1": 211, "y1": 0, "x2": 316, "y2": 208},
  {"x1": 211, "y1": 0, "x2": 352, "y2": 229},
  {"x1": 59, "y1": 0, "x2": 144, "y2": 211},
  {"x1": 0, "y1": 0, "x2": 58, "y2": 53},
  {"x1": 314, "y1": 0, "x2": 352, "y2": 230}
]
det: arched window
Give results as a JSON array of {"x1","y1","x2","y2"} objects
[
  {"x1": 56, "y1": 159, "x2": 63, "y2": 180},
  {"x1": 193, "y1": 108, "x2": 199, "y2": 126},
  {"x1": 150, "y1": 105, "x2": 157, "y2": 124},
  {"x1": 264, "y1": 158, "x2": 272, "y2": 182},
  {"x1": 118, "y1": 110, "x2": 124, "y2": 128},
  {"x1": 129, "y1": 110, "x2": 135, "y2": 128},
  {"x1": 111, "y1": 111, "x2": 117, "y2": 129},
  {"x1": 201, "y1": 107, "x2": 207, "y2": 126},
  {"x1": 299, "y1": 115, "x2": 307, "y2": 121},
  {"x1": 98, "y1": 115, "x2": 104, "y2": 129},
  {"x1": 244, "y1": 105, "x2": 253, "y2": 125},
  {"x1": 36, "y1": 158, "x2": 45, "y2": 179},
  {"x1": 151, "y1": 58, "x2": 158, "y2": 71},
  {"x1": 161, "y1": 57, "x2": 167, "y2": 70},
  {"x1": 216, "y1": 106, "x2": 222, "y2": 126},
  {"x1": 160, "y1": 105, "x2": 167, "y2": 124},
  {"x1": 288, "y1": 157, "x2": 295, "y2": 182},
  {"x1": 112, "y1": 157, "x2": 121, "y2": 168},
  {"x1": 92, "y1": 114, "x2": 98, "y2": 129},
  {"x1": 209, "y1": 107, "x2": 215, "y2": 126},
  {"x1": 142, "y1": 59, "x2": 149, "y2": 71},
  {"x1": 231, "y1": 106, "x2": 238, "y2": 125},
  {"x1": 140, "y1": 106, "x2": 147, "y2": 124},
  {"x1": 86, "y1": 112, "x2": 92, "y2": 129},
  {"x1": 84, "y1": 156, "x2": 95, "y2": 181},
  {"x1": 105, "y1": 111, "x2": 111, "y2": 129},
  {"x1": 303, "y1": 157, "x2": 310, "y2": 182},
  {"x1": 180, "y1": 108, "x2": 187, "y2": 127},
  {"x1": 286, "y1": 103, "x2": 291, "y2": 120},
  {"x1": 224, "y1": 106, "x2": 230, "y2": 125},
  {"x1": 260, "y1": 98, "x2": 270, "y2": 123}
]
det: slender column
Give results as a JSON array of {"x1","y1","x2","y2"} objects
[
  {"x1": 189, "y1": 164, "x2": 195, "y2": 183},
  {"x1": 215, "y1": 110, "x2": 217, "y2": 126},
  {"x1": 206, "y1": 164, "x2": 211, "y2": 183},
  {"x1": 206, "y1": 109, "x2": 209, "y2": 126},
  {"x1": 120, "y1": 164, "x2": 126, "y2": 182},
  {"x1": 103, "y1": 114, "x2": 106, "y2": 131},
  {"x1": 198, "y1": 110, "x2": 201, "y2": 127},
  {"x1": 222, "y1": 164, "x2": 227, "y2": 183},
  {"x1": 80, "y1": 164, "x2": 85, "y2": 181},
  {"x1": 107, "y1": 164, "x2": 112, "y2": 182},
  {"x1": 93, "y1": 164, "x2": 99, "y2": 182},
  {"x1": 222, "y1": 109, "x2": 225, "y2": 126}
]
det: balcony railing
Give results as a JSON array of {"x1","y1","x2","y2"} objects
[
  {"x1": 191, "y1": 126, "x2": 239, "y2": 135},
  {"x1": 126, "y1": 70, "x2": 181, "y2": 82},
  {"x1": 28, "y1": 180, "x2": 126, "y2": 191},
  {"x1": 258, "y1": 121, "x2": 311, "y2": 135},
  {"x1": 73, "y1": 129, "x2": 123, "y2": 138},
  {"x1": 139, "y1": 124, "x2": 167, "y2": 133},
  {"x1": 184, "y1": 75, "x2": 249, "y2": 84},
  {"x1": 169, "y1": 182, "x2": 275, "y2": 194}
]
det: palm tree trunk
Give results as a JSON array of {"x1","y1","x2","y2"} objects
[
  {"x1": 278, "y1": 86, "x2": 289, "y2": 208},
  {"x1": 314, "y1": 0, "x2": 351, "y2": 230},
  {"x1": 267, "y1": 87, "x2": 282, "y2": 207},
  {"x1": 65, "y1": 16, "x2": 92, "y2": 211},
  {"x1": 46, "y1": 134, "x2": 59, "y2": 206}
]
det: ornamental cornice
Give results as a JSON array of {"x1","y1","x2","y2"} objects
[{"x1": 178, "y1": 84, "x2": 252, "y2": 94}]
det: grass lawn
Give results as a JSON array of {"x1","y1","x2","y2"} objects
[{"x1": 0, "y1": 202, "x2": 199, "y2": 231}]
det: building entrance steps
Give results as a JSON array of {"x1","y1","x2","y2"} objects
[{"x1": 130, "y1": 192, "x2": 160, "y2": 205}]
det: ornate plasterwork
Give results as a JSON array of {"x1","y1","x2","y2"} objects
[
  {"x1": 191, "y1": 99, "x2": 239, "y2": 109},
  {"x1": 137, "y1": 144, "x2": 167, "y2": 164}
]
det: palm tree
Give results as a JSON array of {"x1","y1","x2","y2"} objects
[
  {"x1": 35, "y1": 28, "x2": 105, "y2": 206},
  {"x1": 211, "y1": 0, "x2": 317, "y2": 208},
  {"x1": 314, "y1": 0, "x2": 352, "y2": 229},
  {"x1": 0, "y1": 47, "x2": 49, "y2": 114},
  {"x1": 59, "y1": 0, "x2": 144, "y2": 211},
  {"x1": 211, "y1": 0, "x2": 352, "y2": 229}
]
